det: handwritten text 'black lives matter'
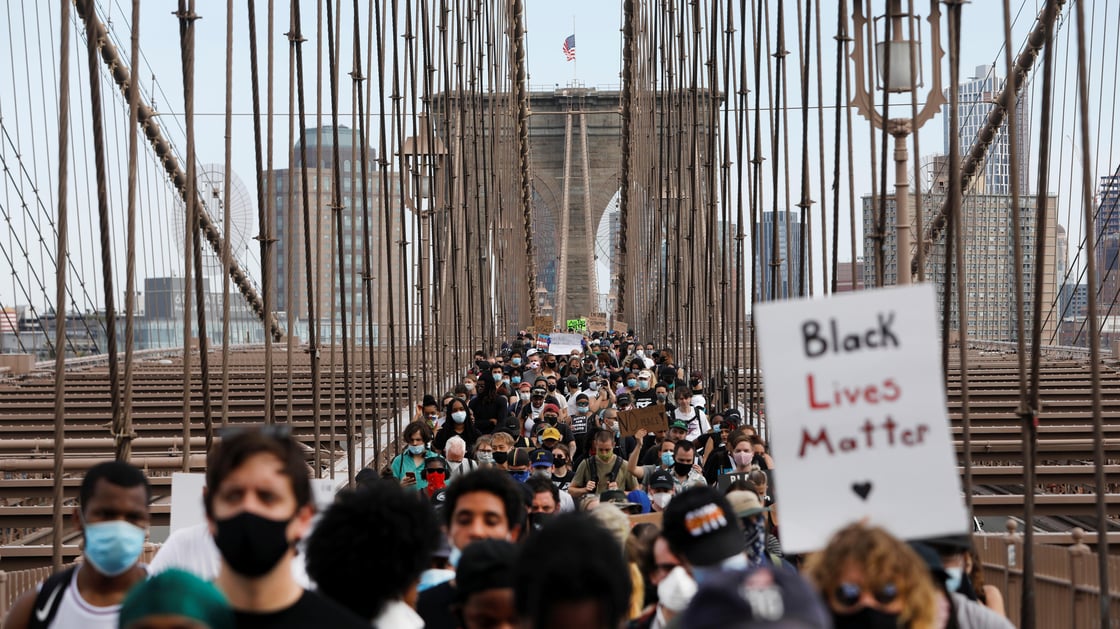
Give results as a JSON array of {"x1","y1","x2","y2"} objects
[{"x1": 796, "y1": 311, "x2": 931, "y2": 459}]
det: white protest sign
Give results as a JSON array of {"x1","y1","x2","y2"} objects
[
  {"x1": 754, "y1": 283, "x2": 967, "y2": 554},
  {"x1": 170, "y1": 473, "x2": 342, "y2": 533},
  {"x1": 548, "y1": 332, "x2": 585, "y2": 357}
]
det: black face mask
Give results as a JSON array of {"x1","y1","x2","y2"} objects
[
  {"x1": 673, "y1": 462, "x2": 693, "y2": 477},
  {"x1": 832, "y1": 608, "x2": 905, "y2": 629},
  {"x1": 547, "y1": 383, "x2": 557, "y2": 392},
  {"x1": 492, "y1": 451, "x2": 510, "y2": 465},
  {"x1": 214, "y1": 511, "x2": 293, "y2": 578},
  {"x1": 528, "y1": 511, "x2": 554, "y2": 532}
]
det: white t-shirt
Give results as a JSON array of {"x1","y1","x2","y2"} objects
[
  {"x1": 45, "y1": 564, "x2": 123, "y2": 629},
  {"x1": 675, "y1": 407, "x2": 710, "y2": 442}
]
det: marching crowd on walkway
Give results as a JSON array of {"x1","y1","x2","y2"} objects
[{"x1": 3, "y1": 330, "x2": 1015, "y2": 629}]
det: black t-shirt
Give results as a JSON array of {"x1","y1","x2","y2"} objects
[
  {"x1": 632, "y1": 390, "x2": 657, "y2": 408},
  {"x1": 417, "y1": 581, "x2": 458, "y2": 629},
  {"x1": 233, "y1": 591, "x2": 368, "y2": 629},
  {"x1": 552, "y1": 468, "x2": 575, "y2": 491}
]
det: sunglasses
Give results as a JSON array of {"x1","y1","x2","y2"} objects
[{"x1": 834, "y1": 582, "x2": 899, "y2": 608}]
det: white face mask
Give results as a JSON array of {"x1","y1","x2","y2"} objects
[
  {"x1": 519, "y1": 392, "x2": 530, "y2": 401},
  {"x1": 651, "y1": 492, "x2": 673, "y2": 510}
]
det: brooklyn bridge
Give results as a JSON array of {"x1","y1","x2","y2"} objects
[{"x1": 0, "y1": 0, "x2": 1118, "y2": 627}]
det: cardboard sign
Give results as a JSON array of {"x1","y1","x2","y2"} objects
[
  {"x1": 534, "y1": 316, "x2": 554, "y2": 333},
  {"x1": 754, "y1": 284, "x2": 967, "y2": 554},
  {"x1": 717, "y1": 471, "x2": 753, "y2": 493},
  {"x1": 587, "y1": 313, "x2": 608, "y2": 332},
  {"x1": 566, "y1": 318, "x2": 588, "y2": 332},
  {"x1": 629, "y1": 512, "x2": 663, "y2": 527},
  {"x1": 617, "y1": 403, "x2": 668, "y2": 437},
  {"x1": 613, "y1": 319, "x2": 629, "y2": 333}
]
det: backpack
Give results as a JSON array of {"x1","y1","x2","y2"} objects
[
  {"x1": 28, "y1": 566, "x2": 76, "y2": 629},
  {"x1": 587, "y1": 454, "x2": 625, "y2": 487}
]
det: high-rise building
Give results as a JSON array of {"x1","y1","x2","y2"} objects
[
  {"x1": 835, "y1": 260, "x2": 865, "y2": 293},
  {"x1": 944, "y1": 65, "x2": 1031, "y2": 196},
  {"x1": 1096, "y1": 167, "x2": 1120, "y2": 312},
  {"x1": 268, "y1": 126, "x2": 404, "y2": 345},
  {"x1": 862, "y1": 192, "x2": 1056, "y2": 344},
  {"x1": 754, "y1": 211, "x2": 804, "y2": 300}
]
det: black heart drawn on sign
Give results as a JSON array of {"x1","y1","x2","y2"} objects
[{"x1": 852, "y1": 482, "x2": 873, "y2": 500}]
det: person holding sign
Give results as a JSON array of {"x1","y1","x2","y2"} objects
[
  {"x1": 627, "y1": 428, "x2": 705, "y2": 493},
  {"x1": 568, "y1": 430, "x2": 638, "y2": 498}
]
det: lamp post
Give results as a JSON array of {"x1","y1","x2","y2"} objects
[
  {"x1": 851, "y1": 0, "x2": 945, "y2": 285},
  {"x1": 400, "y1": 113, "x2": 448, "y2": 381}
]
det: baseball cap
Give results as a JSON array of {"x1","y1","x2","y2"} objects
[
  {"x1": 531, "y1": 387, "x2": 547, "y2": 397},
  {"x1": 529, "y1": 448, "x2": 554, "y2": 468},
  {"x1": 617, "y1": 394, "x2": 633, "y2": 406},
  {"x1": 649, "y1": 468, "x2": 675, "y2": 490},
  {"x1": 600, "y1": 489, "x2": 642, "y2": 513},
  {"x1": 669, "y1": 420, "x2": 689, "y2": 431},
  {"x1": 526, "y1": 348, "x2": 539, "y2": 357},
  {"x1": 661, "y1": 486, "x2": 746, "y2": 567},
  {"x1": 726, "y1": 490, "x2": 770, "y2": 519},
  {"x1": 542, "y1": 403, "x2": 561, "y2": 416},
  {"x1": 541, "y1": 426, "x2": 563, "y2": 443},
  {"x1": 638, "y1": 369, "x2": 653, "y2": 380},
  {"x1": 679, "y1": 565, "x2": 831, "y2": 628}
]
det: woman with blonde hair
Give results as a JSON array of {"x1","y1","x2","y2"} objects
[{"x1": 804, "y1": 523, "x2": 939, "y2": 629}]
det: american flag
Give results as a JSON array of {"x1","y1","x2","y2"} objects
[{"x1": 562, "y1": 35, "x2": 576, "y2": 61}]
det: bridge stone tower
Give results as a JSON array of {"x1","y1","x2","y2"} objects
[{"x1": 527, "y1": 88, "x2": 622, "y2": 322}]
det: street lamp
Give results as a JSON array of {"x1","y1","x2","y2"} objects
[
  {"x1": 400, "y1": 113, "x2": 448, "y2": 384},
  {"x1": 851, "y1": 0, "x2": 946, "y2": 285}
]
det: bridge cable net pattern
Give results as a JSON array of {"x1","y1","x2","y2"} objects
[{"x1": 1, "y1": 1, "x2": 1120, "y2": 625}]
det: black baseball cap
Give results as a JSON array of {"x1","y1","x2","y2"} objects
[{"x1": 661, "y1": 486, "x2": 746, "y2": 567}]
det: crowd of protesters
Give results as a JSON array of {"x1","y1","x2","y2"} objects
[{"x1": 2, "y1": 329, "x2": 1013, "y2": 629}]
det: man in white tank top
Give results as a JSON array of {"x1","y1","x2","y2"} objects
[{"x1": 2, "y1": 461, "x2": 151, "y2": 629}]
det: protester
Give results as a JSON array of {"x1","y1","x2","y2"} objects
[
  {"x1": 569, "y1": 430, "x2": 639, "y2": 498},
  {"x1": 117, "y1": 569, "x2": 235, "y2": 629},
  {"x1": 203, "y1": 426, "x2": 366, "y2": 627},
  {"x1": 661, "y1": 486, "x2": 748, "y2": 585},
  {"x1": 305, "y1": 479, "x2": 438, "y2": 627},
  {"x1": 416, "y1": 468, "x2": 526, "y2": 629},
  {"x1": 514, "y1": 513, "x2": 632, "y2": 629},
  {"x1": 3, "y1": 461, "x2": 151, "y2": 629},
  {"x1": 803, "y1": 523, "x2": 938, "y2": 629},
  {"x1": 454, "y1": 540, "x2": 519, "y2": 629},
  {"x1": 677, "y1": 565, "x2": 831, "y2": 629},
  {"x1": 392, "y1": 421, "x2": 439, "y2": 492},
  {"x1": 444, "y1": 435, "x2": 478, "y2": 481},
  {"x1": 470, "y1": 372, "x2": 509, "y2": 435},
  {"x1": 433, "y1": 397, "x2": 481, "y2": 453}
]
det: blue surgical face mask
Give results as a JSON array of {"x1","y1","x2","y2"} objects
[
  {"x1": 452, "y1": 411, "x2": 467, "y2": 424},
  {"x1": 577, "y1": 404, "x2": 590, "y2": 413},
  {"x1": 661, "y1": 451, "x2": 675, "y2": 467},
  {"x1": 512, "y1": 357, "x2": 522, "y2": 366},
  {"x1": 944, "y1": 566, "x2": 964, "y2": 593},
  {"x1": 83, "y1": 519, "x2": 146, "y2": 577},
  {"x1": 512, "y1": 376, "x2": 522, "y2": 384},
  {"x1": 408, "y1": 444, "x2": 427, "y2": 455},
  {"x1": 627, "y1": 378, "x2": 638, "y2": 388},
  {"x1": 449, "y1": 545, "x2": 462, "y2": 568}
]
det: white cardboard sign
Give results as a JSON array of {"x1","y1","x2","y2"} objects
[
  {"x1": 170, "y1": 472, "x2": 342, "y2": 533},
  {"x1": 754, "y1": 284, "x2": 968, "y2": 554}
]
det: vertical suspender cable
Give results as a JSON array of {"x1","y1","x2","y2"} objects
[
  {"x1": 220, "y1": 0, "x2": 234, "y2": 430},
  {"x1": 1071, "y1": 0, "x2": 1110, "y2": 624},
  {"x1": 1025, "y1": 2, "x2": 1059, "y2": 626},
  {"x1": 945, "y1": 0, "x2": 972, "y2": 515},
  {"x1": 51, "y1": 0, "x2": 71, "y2": 572},
  {"x1": 176, "y1": 0, "x2": 197, "y2": 472},
  {"x1": 617, "y1": 0, "x2": 634, "y2": 326},
  {"x1": 120, "y1": 0, "x2": 141, "y2": 460},
  {"x1": 291, "y1": 0, "x2": 323, "y2": 475},
  {"x1": 352, "y1": 0, "x2": 376, "y2": 477},
  {"x1": 325, "y1": 0, "x2": 356, "y2": 482},
  {"x1": 85, "y1": 0, "x2": 122, "y2": 455},
  {"x1": 246, "y1": 0, "x2": 276, "y2": 424}
]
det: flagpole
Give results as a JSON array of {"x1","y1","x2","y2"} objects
[{"x1": 572, "y1": 16, "x2": 577, "y2": 84}]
